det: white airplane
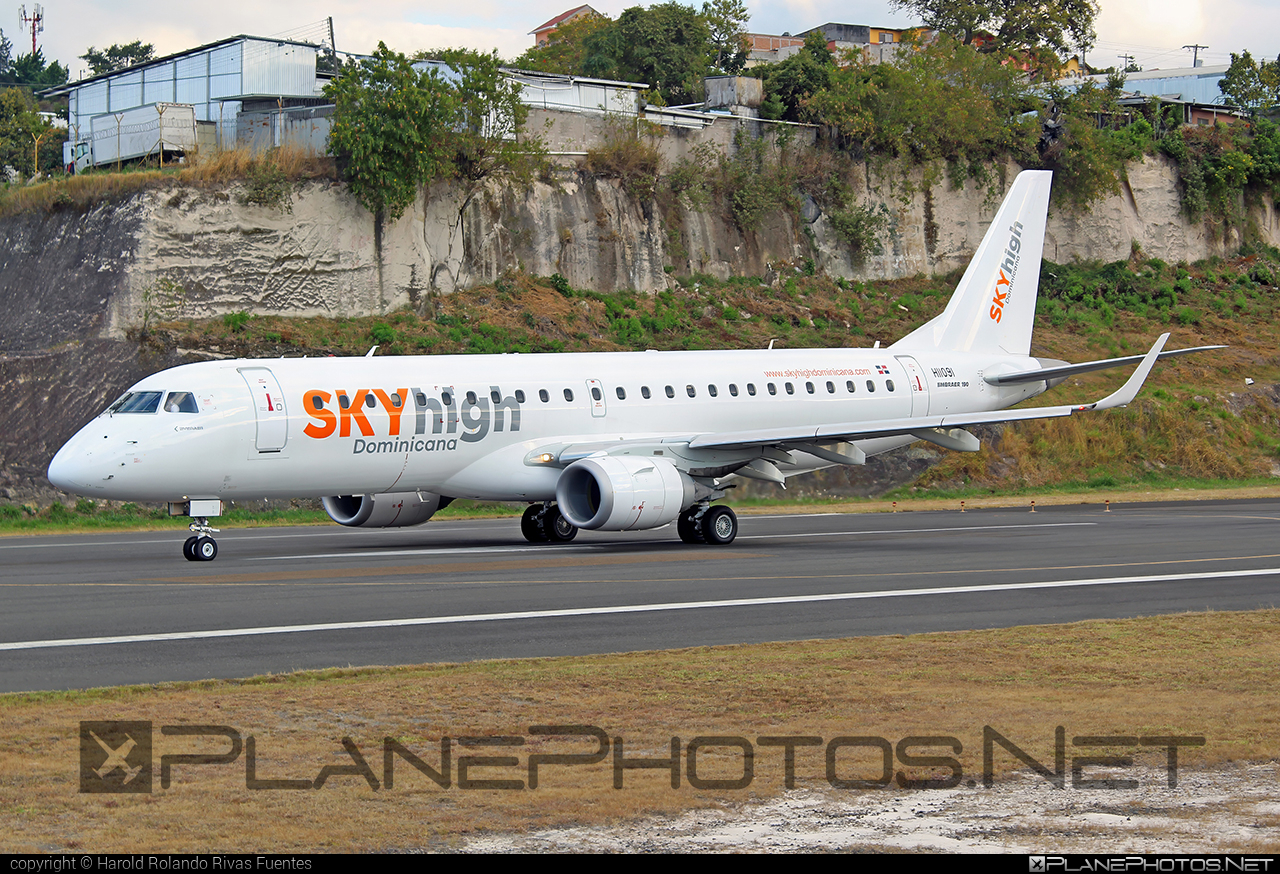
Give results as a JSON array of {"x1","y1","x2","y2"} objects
[{"x1": 47, "y1": 171, "x2": 1219, "y2": 560}]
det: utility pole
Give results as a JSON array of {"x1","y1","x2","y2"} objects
[
  {"x1": 1183, "y1": 44, "x2": 1208, "y2": 67},
  {"x1": 1118, "y1": 53, "x2": 1136, "y2": 73}
]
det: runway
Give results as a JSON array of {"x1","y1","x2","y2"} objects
[{"x1": 2, "y1": 499, "x2": 1280, "y2": 692}]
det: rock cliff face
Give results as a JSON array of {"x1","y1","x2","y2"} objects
[{"x1": 0, "y1": 157, "x2": 1271, "y2": 501}]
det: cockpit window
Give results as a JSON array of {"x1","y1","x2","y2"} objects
[
  {"x1": 107, "y1": 391, "x2": 163, "y2": 414},
  {"x1": 164, "y1": 391, "x2": 199, "y2": 413}
]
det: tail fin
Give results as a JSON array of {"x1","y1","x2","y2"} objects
[{"x1": 892, "y1": 170, "x2": 1052, "y2": 355}]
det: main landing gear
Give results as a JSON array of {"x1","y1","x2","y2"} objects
[
  {"x1": 677, "y1": 504, "x2": 738, "y2": 545},
  {"x1": 521, "y1": 502, "x2": 578, "y2": 543},
  {"x1": 183, "y1": 516, "x2": 220, "y2": 561}
]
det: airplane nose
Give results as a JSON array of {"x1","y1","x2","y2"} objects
[{"x1": 47, "y1": 441, "x2": 87, "y2": 492}]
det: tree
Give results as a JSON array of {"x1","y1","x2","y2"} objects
[
  {"x1": 1220, "y1": 51, "x2": 1280, "y2": 116},
  {"x1": 702, "y1": 0, "x2": 750, "y2": 75},
  {"x1": 0, "y1": 29, "x2": 13, "y2": 78},
  {"x1": 80, "y1": 41, "x2": 156, "y2": 76},
  {"x1": 324, "y1": 43, "x2": 543, "y2": 221},
  {"x1": 510, "y1": 11, "x2": 613, "y2": 75},
  {"x1": 583, "y1": 3, "x2": 713, "y2": 105},
  {"x1": 754, "y1": 32, "x2": 835, "y2": 122},
  {"x1": 889, "y1": 0, "x2": 1099, "y2": 72},
  {"x1": 0, "y1": 86, "x2": 56, "y2": 177},
  {"x1": 323, "y1": 43, "x2": 458, "y2": 220},
  {"x1": 5, "y1": 48, "x2": 67, "y2": 87},
  {"x1": 430, "y1": 48, "x2": 536, "y2": 184}
]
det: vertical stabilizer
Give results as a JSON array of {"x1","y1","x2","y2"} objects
[{"x1": 893, "y1": 170, "x2": 1052, "y2": 355}]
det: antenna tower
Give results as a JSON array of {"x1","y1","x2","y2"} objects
[{"x1": 18, "y1": 4, "x2": 44, "y2": 56}]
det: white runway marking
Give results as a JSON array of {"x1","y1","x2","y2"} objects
[{"x1": 4, "y1": 564, "x2": 1276, "y2": 652}]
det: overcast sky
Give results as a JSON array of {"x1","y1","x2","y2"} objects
[{"x1": 15, "y1": 0, "x2": 1280, "y2": 80}]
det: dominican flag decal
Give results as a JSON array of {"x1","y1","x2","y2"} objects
[{"x1": 875, "y1": 364, "x2": 891, "y2": 374}]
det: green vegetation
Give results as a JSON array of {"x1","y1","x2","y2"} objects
[
  {"x1": 323, "y1": 44, "x2": 543, "y2": 220},
  {"x1": 0, "y1": 498, "x2": 529, "y2": 535},
  {"x1": 514, "y1": 1, "x2": 751, "y2": 102}
]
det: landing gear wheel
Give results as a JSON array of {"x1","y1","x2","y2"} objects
[
  {"x1": 183, "y1": 536, "x2": 199, "y2": 561},
  {"x1": 194, "y1": 536, "x2": 218, "y2": 561},
  {"x1": 700, "y1": 506, "x2": 737, "y2": 545},
  {"x1": 521, "y1": 505, "x2": 550, "y2": 542},
  {"x1": 677, "y1": 510, "x2": 705, "y2": 544},
  {"x1": 542, "y1": 505, "x2": 578, "y2": 542}
]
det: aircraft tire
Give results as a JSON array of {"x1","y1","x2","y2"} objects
[
  {"x1": 521, "y1": 505, "x2": 549, "y2": 543},
  {"x1": 700, "y1": 506, "x2": 737, "y2": 545},
  {"x1": 677, "y1": 510, "x2": 705, "y2": 544},
  {"x1": 183, "y1": 536, "x2": 199, "y2": 561},
  {"x1": 543, "y1": 506, "x2": 578, "y2": 542},
  {"x1": 195, "y1": 536, "x2": 218, "y2": 561}
]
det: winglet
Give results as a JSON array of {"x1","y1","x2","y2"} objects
[{"x1": 1081, "y1": 333, "x2": 1169, "y2": 411}]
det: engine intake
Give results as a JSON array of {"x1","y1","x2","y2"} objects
[
  {"x1": 555, "y1": 456, "x2": 695, "y2": 530},
  {"x1": 321, "y1": 492, "x2": 451, "y2": 528}
]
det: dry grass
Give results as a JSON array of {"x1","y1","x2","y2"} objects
[
  {"x1": 0, "y1": 146, "x2": 334, "y2": 218},
  {"x1": 4, "y1": 610, "x2": 1280, "y2": 851}
]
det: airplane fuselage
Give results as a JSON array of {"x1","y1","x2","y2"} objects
[{"x1": 49, "y1": 346, "x2": 1048, "y2": 505}]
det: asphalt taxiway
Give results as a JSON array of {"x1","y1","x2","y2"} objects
[{"x1": 2, "y1": 499, "x2": 1279, "y2": 692}]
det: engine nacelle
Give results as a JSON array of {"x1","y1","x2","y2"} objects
[
  {"x1": 321, "y1": 492, "x2": 451, "y2": 528},
  {"x1": 555, "y1": 456, "x2": 695, "y2": 531}
]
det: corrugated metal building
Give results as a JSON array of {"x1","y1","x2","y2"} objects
[{"x1": 47, "y1": 35, "x2": 323, "y2": 149}]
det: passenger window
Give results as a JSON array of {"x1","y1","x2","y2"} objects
[
  {"x1": 591, "y1": 387, "x2": 602, "y2": 401},
  {"x1": 665, "y1": 385, "x2": 675, "y2": 398},
  {"x1": 866, "y1": 380, "x2": 875, "y2": 393},
  {"x1": 846, "y1": 380, "x2": 855, "y2": 393},
  {"x1": 415, "y1": 391, "x2": 427, "y2": 406},
  {"x1": 729, "y1": 384, "x2": 739, "y2": 397},
  {"x1": 826, "y1": 381, "x2": 835, "y2": 394},
  {"x1": 805, "y1": 382, "x2": 815, "y2": 394},
  {"x1": 466, "y1": 391, "x2": 477, "y2": 405},
  {"x1": 708, "y1": 384, "x2": 718, "y2": 397},
  {"x1": 641, "y1": 386, "x2": 651, "y2": 399},
  {"x1": 365, "y1": 393, "x2": 377, "y2": 408},
  {"x1": 747, "y1": 383, "x2": 756, "y2": 396},
  {"x1": 616, "y1": 386, "x2": 626, "y2": 400},
  {"x1": 490, "y1": 389, "x2": 501, "y2": 404},
  {"x1": 164, "y1": 391, "x2": 199, "y2": 413},
  {"x1": 886, "y1": 379, "x2": 895, "y2": 392},
  {"x1": 767, "y1": 383, "x2": 777, "y2": 396},
  {"x1": 442, "y1": 391, "x2": 452, "y2": 406},
  {"x1": 515, "y1": 390, "x2": 526, "y2": 403},
  {"x1": 686, "y1": 385, "x2": 696, "y2": 398},
  {"x1": 539, "y1": 389, "x2": 549, "y2": 403},
  {"x1": 564, "y1": 388, "x2": 574, "y2": 402},
  {"x1": 785, "y1": 382, "x2": 795, "y2": 395},
  {"x1": 338, "y1": 393, "x2": 351, "y2": 409}
]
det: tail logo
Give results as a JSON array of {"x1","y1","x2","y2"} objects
[{"x1": 988, "y1": 221, "x2": 1024, "y2": 324}]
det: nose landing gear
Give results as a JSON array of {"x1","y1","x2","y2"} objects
[{"x1": 183, "y1": 515, "x2": 221, "y2": 561}]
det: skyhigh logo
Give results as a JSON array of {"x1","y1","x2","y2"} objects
[
  {"x1": 303, "y1": 386, "x2": 522, "y2": 445},
  {"x1": 988, "y1": 221, "x2": 1024, "y2": 324}
]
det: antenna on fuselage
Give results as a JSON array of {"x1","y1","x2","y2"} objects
[{"x1": 365, "y1": 346, "x2": 378, "y2": 357}]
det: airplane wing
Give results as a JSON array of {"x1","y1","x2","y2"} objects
[
  {"x1": 984, "y1": 344, "x2": 1225, "y2": 387},
  {"x1": 689, "y1": 333, "x2": 1170, "y2": 451}
]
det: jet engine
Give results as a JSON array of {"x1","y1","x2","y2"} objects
[
  {"x1": 321, "y1": 492, "x2": 452, "y2": 528},
  {"x1": 555, "y1": 456, "x2": 695, "y2": 531}
]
